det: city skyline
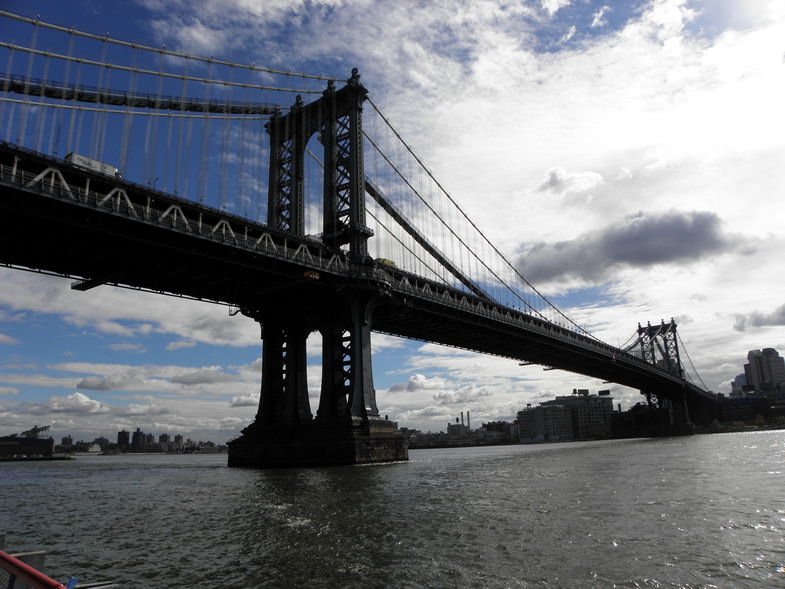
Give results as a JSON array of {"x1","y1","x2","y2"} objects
[{"x1": 1, "y1": 0, "x2": 785, "y2": 443}]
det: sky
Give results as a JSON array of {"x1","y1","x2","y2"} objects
[{"x1": 1, "y1": 0, "x2": 784, "y2": 443}]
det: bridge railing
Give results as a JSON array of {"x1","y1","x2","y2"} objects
[
  {"x1": 0, "y1": 144, "x2": 353, "y2": 281},
  {"x1": 380, "y1": 264, "x2": 660, "y2": 371}
]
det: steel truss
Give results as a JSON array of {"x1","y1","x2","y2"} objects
[{"x1": 637, "y1": 319, "x2": 683, "y2": 379}]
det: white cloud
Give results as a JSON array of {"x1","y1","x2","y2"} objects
[
  {"x1": 116, "y1": 403, "x2": 170, "y2": 417},
  {"x1": 170, "y1": 368, "x2": 237, "y2": 385},
  {"x1": 108, "y1": 343, "x2": 146, "y2": 353},
  {"x1": 0, "y1": 333, "x2": 19, "y2": 345},
  {"x1": 536, "y1": 167, "x2": 605, "y2": 196},
  {"x1": 561, "y1": 24, "x2": 577, "y2": 43},
  {"x1": 0, "y1": 270, "x2": 259, "y2": 347},
  {"x1": 166, "y1": 340, "x2": 196, "y2": 351},
  {"x1": 42, "y1": 392, "x2": 111, "y2": 415},
  {"x1": 230, "y1": 393, "x2": 259, "y2": 407},
  {"x1": 591, "y1": 5, "x2": 611, "y2": 28},
  {"x1": 542, "y1": 0, "x2": 572, "y2": 16},
  {"x1": 390, "y1": 373, "x2": 448, "y2": 393}
]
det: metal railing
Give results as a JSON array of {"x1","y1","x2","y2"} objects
[
  {"x1": 1, "y1": 549, "x2": 67, "y2": 589},
  {"x1": 0, "y1": 549, "x2": 117, "y2": 589}
]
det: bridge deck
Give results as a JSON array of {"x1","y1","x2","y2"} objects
[{"x1": 0, "y1": 142, "x2": 717, "y2": 415}]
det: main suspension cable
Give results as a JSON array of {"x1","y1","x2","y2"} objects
[
  {"x1": 0, "y1": 10, "x2": 339, "y2": 84},
  {"x1": 367, "y1": 97, "x2": 601, "y2": 340}
]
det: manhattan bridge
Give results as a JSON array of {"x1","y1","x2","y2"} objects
[{"x1": 0, "y1": 11, "x2": 718, "y2": 466}]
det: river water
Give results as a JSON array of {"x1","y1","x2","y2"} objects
[{"x1": 1, "y1": 431, "x2": 784, "y2": 588}]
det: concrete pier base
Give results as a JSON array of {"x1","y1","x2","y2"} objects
[{"x1": 227, "y1": 417, "x2": 408, "y2": 468}]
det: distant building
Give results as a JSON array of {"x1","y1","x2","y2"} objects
[
  {"x1": 117, "y1": 429, "x2": 130, "y2": 448},
  {"x1": 481, "y1": 420, "x2": 517, "y2": 440},
  {"x1": 730, "y1": 374, "x2": 748, "y2": 398},
  {"x1": 131, "y1": 428, "x2": 146, "y2": 451},
  {"x1": 92, "y1": 436, "x2": 110, "y2": 451},
  {"x1": 447, "y1": 412, "x2": 471, "y2": 437},
  {"x1": 516, "y1": 403, "x2": 573, "y2": 442},
  {"x1": 517, "y1": 389, "x2": 614, "y2": 442},
  {"x1": 745, "y1": 349, "x2": 785, "y2": 394}
]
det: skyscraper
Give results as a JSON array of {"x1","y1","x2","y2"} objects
[{"x1": 744, "y1": 348, "x2": 785, "y2": 393}]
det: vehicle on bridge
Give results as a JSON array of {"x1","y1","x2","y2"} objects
[{"x1": 65, "y1": 152, "x2": 119, "y2": 177}]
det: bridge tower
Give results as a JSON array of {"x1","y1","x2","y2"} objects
[
  {"x1": 228, "y1": 70, "x2": 407, "y2": 467},
  {"x1": 636, "y1": 319, "x2": 683, "y2": 379},
  {"x1": 636, "y1": 319, "x2": 693, "y2": 434}
]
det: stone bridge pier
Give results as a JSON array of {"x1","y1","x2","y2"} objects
[{"x1": 227, "y1": 284, "x2": 408, "y2": 468}]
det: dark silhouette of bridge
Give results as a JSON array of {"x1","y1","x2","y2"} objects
[{"x1": 0, "y1": 12, "x2": 718, "y2": 466}]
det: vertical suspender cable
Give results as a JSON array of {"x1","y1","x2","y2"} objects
[
  {"x1": 145, "y1": 45, "x2": 166, "y2": 187},
  {"x1": 197, "y1": 58, "x2": 213, "y2": 204},
  {"x1": 161, "y1": 47, "x2": 175, "y2": 193},
  {"x1": 142, "y1": 97, "x2": 155, "y2": 186},
  {"x1": 237, "y1": 79, "x2": 248, "y2": 218},
  {"x1": 98, "y1": 36, "x2": 113, "y2": 161},
  {"x1": 242, "y1": 68, "x2": 256, "y2": 218},
  {"x1": 74, "y1": 105, "x2": 84, "y2": 157},
  {"x1": 255, "y1": 100, "x2": 264, "y2": 222},
  {"x1": 219, "y1": 64, "x2": 234, "y2": 210},
  {"x1": 1, "y1": 46, "x2": 15, "y2": 142},
  {"x1": 17, "y1": 15, "x2": 40, "y2": 145},
  {"x1": 174, "y1": 56, "x2": 189, "y2": 196},
  {"x1": 47, "y1": 39, "x2": 64, "y2": 156},
  {"x1": 66, "y1": 59, "x2": 82, "y2": 155},
  {"x1": 90, "y1": 33, "x2": 110, "y2": 160},
  {"x1": 34, "y1": 50, "x2": 51, "y2": 152},
  {"x1": 119, "y1": 43, "x2": 138, "y2": 176},
  {"x1": 182, "y1": 112, "x2": 194, "y2": 200},
  {"x1": 163, "y1": 111, "x2": 174, "y2": 192}
]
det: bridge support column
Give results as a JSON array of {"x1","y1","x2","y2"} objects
[
  {"x1": 228, "y1": 291, "x2": 407, "y2": 468},
  {"x1": 254, "y1": 315, "x2": 313, "y2": 426},
  {"x1": 641, "y1": 389, "x2": 694, "y2": 436}
]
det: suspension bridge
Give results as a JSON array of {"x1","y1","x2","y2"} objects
[{"x1": 0, "y1": 12, "x2": 718, "y2": 466}]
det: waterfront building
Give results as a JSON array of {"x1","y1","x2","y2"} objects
[
  {"x1": 447, "y1": 412, "x2": 471, "y2": 437},
  {"x1": 117, "y1": 429, "x2": 130, "y2": 449},
  {"x1": 447, "y1": 420, "x2": 470, "y2": 437},
  {"x1": 517, "y1": 389, "x2": 614, "y2": 442},
  {"x1": 744, "y1": 348, "x2": 785, "y2": 394},
  {"x1": 516, "y1": 403, "x2": 574, "y2": 442},
  {"x1": 481, "y1": 421, "x2": 518, "y2": 442},
  {"x1": 131, "y1": 428, "x2": 146, "y2": 451},
  {"x1": 541, "y1": 390, "x2": 613, "y2": 439}
]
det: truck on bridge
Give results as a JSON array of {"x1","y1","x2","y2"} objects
[{"x1": 65, "y1": 152, "x2": 119, "y2": 177}]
